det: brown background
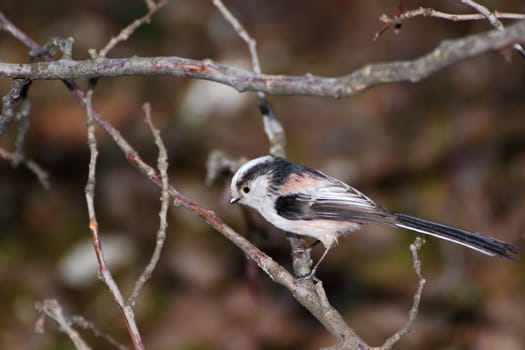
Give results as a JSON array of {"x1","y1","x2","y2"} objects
[{"x1": 1, "y1": 1, "x2": 524, "y2": 349}]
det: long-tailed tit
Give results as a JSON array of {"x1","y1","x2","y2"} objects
[{"x1": 230, "y1": 155, "x2": 519, "y2": 277}]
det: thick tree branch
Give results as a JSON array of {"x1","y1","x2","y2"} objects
[{"x1": 1, "y1": 19, "x2": 525, "y2": 98}]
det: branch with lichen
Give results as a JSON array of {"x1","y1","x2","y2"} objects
[{"x1": 1, "y1": 19, "x2": 524, "y2": 102}]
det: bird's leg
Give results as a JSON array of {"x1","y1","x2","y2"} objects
[
  {"x1": 286, "y1": 234, "x2": 329, "y2": 281},
  {"x1": 297, "y1": 246, "x2": 331, "y2": 281}
]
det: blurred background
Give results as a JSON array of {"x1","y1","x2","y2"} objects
[{"x1": 1, "y1": 0, "x2": 524, "y2": 349}]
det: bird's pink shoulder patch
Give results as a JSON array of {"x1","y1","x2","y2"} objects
[{"x1": 280, "y1": 172, "x2": 322, "y2": 192}]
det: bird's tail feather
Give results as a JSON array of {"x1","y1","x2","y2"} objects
[{"x1": 394, "y1": 213, "x2": 519, "y2": 259}]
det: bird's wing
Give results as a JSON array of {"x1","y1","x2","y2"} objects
[{"x1": 275, "y1": 177, "x2": 394, "y2": 224}]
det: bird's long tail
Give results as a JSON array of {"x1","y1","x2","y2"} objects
[{"x1": 394, "y1": 213, "x2": 519, "y2": 259}]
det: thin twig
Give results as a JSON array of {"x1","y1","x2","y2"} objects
[
  {"x1": 375, "y1": 5, "x2": 525, "y2": 43},
  {"x1": 0, "y1": 147, "x2": 50, "y2": 188},
  {"x1": 211, "y1": 0, "x2": 286, "y2": 157},
  {"x1": 35, "y1": 299, "x2": 91, "y2": 350},
  {"x1": 378, "y1": 7, "x2": 525, "y2": 25},
  {"x1": 0, "y1": 11, "x2": 366, "y2": 344},
  {"x1": 461, "y1": 0, "x2": 525, "y2": 56},
  {"x1": 29, "y1": 37, "x2": 74, "y2": 61},
  {"x1": 0, "y1": 11, "x2": 37, "y2": 50},
  {"x1": 205, "y1": 150, "x2": 246, "y2": 186},
  {"x1": 12, "y1": 97, "x2": 31, "y2": 165},
  {"x1": 381, "y1": 237, "x2": 427, "y2": 350},
  {"x1": 144, "y1": 0, "x2": 157, "y2": 11},
  {"x1": 71, "y1": 316, "x2": 129, "y2": 350},
  {"x1": 259, "y1": 97, "x2": 286, "y2": 157},
  {"x1": 84, "y1": 87, "x2": 145, "y2": 350},
  {"x1": 0, "y1": 78, "x2": 31, "y2": 134},
  {"x1": 212, "y1": 0, "x2": 261, "y2": 75},
  {"x1": 3, "y1": 8, "x2": 514, "y2": 349},
  {"x1": 0, "y1": 10, "x2": 146, "y2": 350},
  {"x1": 22, "y1": 158, "x2": 51, "y2": 189},
  {"x1": 98, "y1": 0, "x2": 167, "y2": 57},
  {"x1": 127, "y1": 103, "x2": 169, "y2": 306},
  {"x1": 98, "y1": 113, "x2": 365, "y2": 349},
  {"x1": 375, "y1": 7, "x2": 525, "y2": 41},
  {"x1": 461, "y1": 0, "x2": 506, "y2": 29},
  {"x1": 0, "y1": 72, "x2": 44, "y2": 188},
  {"x1": 82, "y1": 4, "x2": 167, "y2": 347},
  {"x1": 73, "y1": 88, "x2": 364, "y2": 347}
]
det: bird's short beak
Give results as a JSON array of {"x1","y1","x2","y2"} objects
[{"x1": 230, "y1": 197, "x2": 240, "y2": 205}]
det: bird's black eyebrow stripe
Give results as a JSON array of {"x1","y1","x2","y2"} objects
[
  {"x1": 237, "y1": 157, "x2": 320, "y2": 188},
  {"x1": 236, "y1": 158, "x2": 278, "y2": 186}
]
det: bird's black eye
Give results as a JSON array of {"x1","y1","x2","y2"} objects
[{"x1": 242, "y1": 186, "x2": 250, "y2": 194}]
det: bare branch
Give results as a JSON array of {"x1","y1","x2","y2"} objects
[
  {"x1": 212, "y1": 0, "x2": 262, "y2": 75},
  {"x1": 461, "y1": 0, "x2": 525, "y2": 56},
  {"x1": 205, "y1": 150, "x2": 246, "y2": 186},
  {"x1": 259, "y1": 97, "x2": 286, "y2": 157},
  {"x1": 0, "y1": 147, "x2": 50, "y2": 189},
  {"x1": 2, "y1": 7, "x2": 516, "y2": 349},
  {"x1": 12, "y1": 97, "x2": 31, "y2": 165},
  {"x1": 2, "y1": 19, "x2": 525, "y2": 98},
  {"x1": 127, "y1": 103, "x2": 169, "y2": 306},
  {"x1": 378, "y1": 6, "x2": 525, "y2": 26},
  {"x1": 30, "y1": 37, "x2": 74, "y2": 61},
  {"x1": 0, "y1": 77, "x2": 41, "y2": 187},
  {"x1": 0, "y1": 78, "x2": 31, "y2": 134},
  {"x1": 144, "y1": 0, "x2": 156, "y2": 11},
  {"x1": 381, "y1": 237, "x2": 427, "y2": 350},
  {"x1": 0, "y1": 11, "x2": 38, "y2": 49},
  {"x1": 461, "y1": 0, "x2": 508, "y2": 29},
  {"x1": 293, "y1": 280, "x2": 365, "y2": 350},
  {"x1": 212, "y1": 0, "x2": 286, "y2": 157},
  {"x1": 0, "y1": 8, "x2": 369, "y2": 349},
  {"x1": 23, "y1": 158, "x2": 51, "y2": 188},
  {"x1": 375, "y1": 6, "x2": 525, "y2": 41},
  {"x1": 84, "y1": 87, "x2": 145, "y2": 350},
  {"x1": 88, "y1": 102, "x2": 295, "y2": 288},
  {"x1": 64, "y1": 83, "x2": 363, "y2": 347},
  {"x1": 71, "y1": 316, "x2": 129, "y2": 350},
  {"x1": 35, "y1": 299, "x2": 91, "y2": 350},
  {"x1": 98, "y1": 114, "x2": 365, "y2": 349},
  {"x1": 98, "y1": 0, "x2": 167, "y2": 57}
]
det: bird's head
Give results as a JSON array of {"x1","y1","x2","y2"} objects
[{"x1": 230, "y1": 155, "x2": 278, "y2": 208}]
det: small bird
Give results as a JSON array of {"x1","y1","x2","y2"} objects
[{"x1": 230, "y1": 155, "x2": 519, "y2": 277}]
